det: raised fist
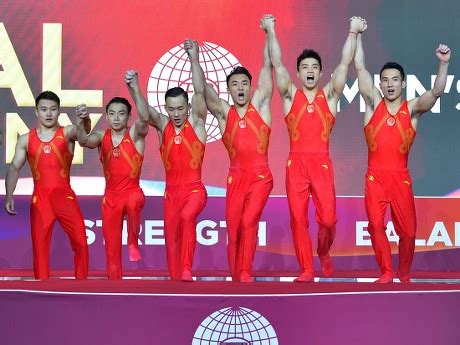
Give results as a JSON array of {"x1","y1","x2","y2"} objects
[
  {"x1": 75, "y1": 104, "x2": 89, "y2": 120},
  {"x1": 260, "y1": 14, "x2": 275, "y2": 32},
  {"x1": 184, "y1": 39, "x2": 199, "y2": 61},
  {"x1": 436, "y1": 44, "x2": 451, "y2": 63},
  {"x1": 124, "y1": 69, "x2": 139, "y2": 90}
]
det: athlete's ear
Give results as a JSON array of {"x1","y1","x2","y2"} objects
[
  {"x1": 402, "y1": 80, "x2": 406, "y2": 89},
  {"x1": 296, "y1": 71, "x2": 300, "y2": 79}
]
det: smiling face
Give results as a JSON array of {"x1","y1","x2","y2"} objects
[
  {"x1": 165, "y1": 94, "x2": 189, "y2": 129},
  {"x1": 379, "y1": 68, "x2": 405, "y2": 101},
  {"x1": 106, "y1": 102, "x2": 130, "y2": 131},
  {"x1": 227, "y1": 73, "x2": 252, "y2": 107},
  {"x1": 35, "y1": 99, "x2": 60, "y2": 128},
  {"x1": 297, "y1": 57, "x2": 322, "y2": 90}
]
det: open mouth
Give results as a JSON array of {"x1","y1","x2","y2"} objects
[
  {"x1": 306, "y1": 76, "x2": 315, "y2": 83},
  {"x1": 238, "y1": 92, "x2": 245, "y2": 101},
  {"x1": 388, "y1": 89, "x2": 395, "y2": 96}
]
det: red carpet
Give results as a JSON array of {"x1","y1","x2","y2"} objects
[{"x1": 1, "y1": 269, "x2": 459, "y2": 294}]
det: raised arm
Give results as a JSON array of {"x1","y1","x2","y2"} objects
[
  {"x1": 325, "y1": 17, "x2": 365, "y2": 108},
  {"x1": 125, "y1": 70, "x2": 149, "y2": 139},
  {"x1": 5, "y1": 134, "x2": 28, "y2": 215},
  {"x1": 265, "y1": 14, "x2": 295, "y2": 110},
  {"x1": 147, "y1": 104, "x2": 167, "y2": 130},
  {"x1": 184, "y1": 40, "x2": 207, "y2": 125},
  {"x1": 355, "y1": 31, "x2": 381, "y2": 125},
  {"x1": 204, "y1": 83, "x2": 229, "y2": 123},
  {"x1": 252, "y1": 15, "x2": 274, "y2": 124},
  {"x1": 409, "y1": 44, "x2": 451, "y2": 118},
  {"x1": 125, "y1": 71, "x2": 167, "y2": 131},
  {"x1": 65, "y1": 109, "x2": 91, "y2": 143},
  {"x1": 75, "y1": 104, "x2": 103, "y2": 148}
]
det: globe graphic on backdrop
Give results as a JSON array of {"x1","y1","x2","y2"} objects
[
  {"x1": 192, "y1": 306, "x2": 279, "y2": 344},
  {"x1": 147, "y1": 42, "x2": 241, "y2": 143}
]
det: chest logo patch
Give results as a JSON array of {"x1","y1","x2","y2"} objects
[
  {"x1": 386, "y1": 117, "x2": 396, "y2": 126},
  {"x1": 174, "y1": 135, "x2": 182, "y2": 145}
]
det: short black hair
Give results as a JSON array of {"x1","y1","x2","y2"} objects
[
  {"x1": 35, "y1": 91, "x2": 60, "y2": 108},
  {"x1": 296, "y1": 49, "x2": 322, "y2": 71},
  {"x1": 380, "y1": 62, "x2": 405, "y2": 80},
  {"x1": 105, "y1": 97, "x2": 132, "y2": 114},
  {"x1": 226, "y1": 66, "x2": 252, "y2": 86},
  {"x1": 165, "y1": 87, "x2": 189, "y2": 103}
]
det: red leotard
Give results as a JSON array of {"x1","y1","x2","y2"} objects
[
  {"x1": 161, "y1": 120, "x2": 207, "y2": 280},
  {"x1": 364, "y1": 100, "x2": 417, "y2": 281},
  {"x1": 99, "y1": 128, "x2": 145, "y2": 279},
  {"x1": 285, "y1": 89, "x2": 337, "y2": 278},
  {"x1": 223, "y1": 104, "x2": 273, "y2": 281},
  {"x1": 27, "y1": 127, "x2": 88, "y2": 279}
]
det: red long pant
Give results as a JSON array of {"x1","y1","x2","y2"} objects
[
  {"x1": 365, "y1": 168, "x2": 416, "y2": 280},
  {"x1": 226, "y1": 165, "x2": 273, "y2": 281},
  {"x1": 286, "y1": 152, "x2": 337, "y2": 275},
  {"x1": 102, "y1": 189, "x2": 145, "y2": 279},
  {"x1": 30, "y1": 187, "x2": 88, "y2": 280},
  {"x1": 164, "y1": 181, "x2": 207, "y2": 280}
]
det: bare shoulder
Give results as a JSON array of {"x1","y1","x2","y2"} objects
[
  {"x1": 62, "y1": 124, "x2": 76, "y2": 136},
  {"x1": 407, "y1": 97, "x2": 418, "y2": 113},
  {"x1": 17, "y1": 132, "x2": 29, "y2": 148},
  {"x1": 290, "y1": 84, "x2": 298, "y2": 97},
  {"x1": 323, "y1": 81, "x2": 332, "y2": 96},
  {"x1": 221, "y1": 98, "x2": 231, "y2": 114},
  {"x1": 191, "y1": 117, "x2": 207, "y2": 142},
  {"x1": 63, "y1": 124, "x2": 74, "y2": 132},
  {"x1": 213, "y1": 98, "x2": 230, "y2": 123},
  {"x1": 159, "y1": 112, "x2": 171, "y2": 128},
  {"x1": 283, "y1": 82, "x2": 297, "y2": 102},
  {"x1": 93, "y1": 130, "x2": 105, "y2": 140},
  {"x1": 190, "y1": 110, "x2": 206, "y2": 126}
]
